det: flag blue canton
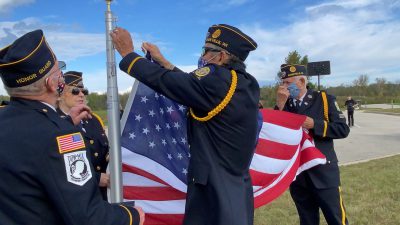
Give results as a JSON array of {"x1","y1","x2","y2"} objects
[
  {"x1": 72, "y1": 134, "x2": 81, "y2": 142},
  {"x1": 121, "y1": 83, "x2": 190, "y2": 184}
]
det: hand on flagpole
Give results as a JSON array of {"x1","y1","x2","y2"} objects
[
  {"x1": 142, "y1": 42, "x2": 174, "y2": 70},
  {"x1": 110, "y1": 27, "x2": 134, "y2": 57},
  {"x1": 99, "y1": 173, "x2": 110, "y2": 187}
]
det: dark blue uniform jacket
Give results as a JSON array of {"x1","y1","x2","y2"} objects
[
  {"x1": 0, "y1": 98, "x2": 138, "y2": 225},
  {"x1": 119, "y1": 52, "x2": 260, "y2": 225},
  {"x1": 57, "y1": 109, "x2": 110, "y2": 201},
  {"x1": 283, "y1": 90, "x2": 350, "y2": 188}
]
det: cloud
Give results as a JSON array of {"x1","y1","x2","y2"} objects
[
  {"x1": 0, "y1": 0, "x2": 35, "y2": 14},
  {"x1": 0, "y1": 17, "x2": 169, "y2": 95},
  {"x1": 241, "y1": 0, "x2": 400, "y2": 85},
  {"x1": 0, "y1": 18, "x2": 168, "y2": 61}
]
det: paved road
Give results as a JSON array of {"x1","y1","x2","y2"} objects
[
  {"x1": 362, "y1": 103, "x2": 400, "y2": 109},
  {"x1": 335, "y1": 110, "x2": 400, "y2": 165}
]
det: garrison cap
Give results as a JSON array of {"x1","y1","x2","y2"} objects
[
  {"x1": 64, "y1": 71, "x2": 83, "y2": 87},
  {"x1": 279, "y1": 64, "x2": 307, "y2": 79},
  {"x1": 0, "y1": 29, "x2": 57, "y2": 88},
  {"x1": 205, "y1": 24, "x2": 257, "y2": 61}
]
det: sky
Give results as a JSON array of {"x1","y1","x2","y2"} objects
[{"x1": 1, "y1": 0, "x2": 400, "y2": 95}]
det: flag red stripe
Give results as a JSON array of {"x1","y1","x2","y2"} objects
[
  {"x1": 60, "y1": 143, "x2": 83, "y2": 148},
  {"x1": 250, "y1": 169, "x2": 279, "y2": 186},
  {"x1": 124, "y1": 185, "x2": 186, "y2": 200},
  {"x1": 254, "y1": 153, "x2": 300, "y2": 208},
  {"x1": 300, "y1": 148, "x2": 326, "y2": 165},
  {"x1": 255, "y1": 138, "x2": 297, "y2": 160},
  {"x1": 261, "y1": 109, "x2": 306, "y2": 129},
  {"x1": 122, "y1": 163, "x2": 170, "y2": 187},
  {"x1": 144, "y1": 213, "x2": 184, "y2": 225}
]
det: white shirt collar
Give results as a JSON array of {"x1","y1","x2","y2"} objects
[
  {"x1": 40, "y1": 101, "x2": 56, "y2": 112},
  {"x1": 294, "y1": 92, "x2": 307, "y2": 103}
]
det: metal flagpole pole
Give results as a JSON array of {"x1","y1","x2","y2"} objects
[{"x1": 104, "y1": 0, "x2": 123, "y2": 203}]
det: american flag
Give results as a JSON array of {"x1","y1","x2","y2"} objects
[
  {"x1": 56, "y1": 132, "x2": 85, "y2": 154},
  {"x1": 121, "y1": 82, "x2": 326, "y2": 225}
]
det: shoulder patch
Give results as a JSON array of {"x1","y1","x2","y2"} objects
[
  {"x1": 64, "y1": 150, "x2": 92, "y2": 186},
  {"x1": 57, "y1": 132, "x2": 86, "y2": 154},
  {"x1": 193, "y1": 66, "x2": 213, "y2": 79}
]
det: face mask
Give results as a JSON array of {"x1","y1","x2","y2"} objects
[
  {"x1": 287, "y1": 82, "x2": 300, "y2": 99},
  {"x1": 197, "y1": 54, "x2": 219, "y2": 68}
]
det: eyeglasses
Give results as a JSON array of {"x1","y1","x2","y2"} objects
[
  {"x1": 201, "y1": 47, "x2": 221, "y2": 57},
  {"x1": 71, "y1": 87, "x2": 89, "y2": 96}
]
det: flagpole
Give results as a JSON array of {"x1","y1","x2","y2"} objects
[{"x1": 104, "y1": 0, "x2": 123, "y2": 203}]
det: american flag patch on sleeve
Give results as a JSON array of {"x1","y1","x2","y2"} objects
[{"x1": 57, "y1": 132, "x2": 86, "y2": 154}]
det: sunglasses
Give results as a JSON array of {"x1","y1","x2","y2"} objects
[
  {"x1": 71, "y1": 87, "x2": 89, "y2": 96},
  {"x1": 201, "y1": 47, "x2": 221, "y2": 57}
]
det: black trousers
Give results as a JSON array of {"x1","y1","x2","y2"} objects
[
  {"x1": 290, "y1": 175, "x2": 349, "y2": 225},
  {"x1": 347, "y1": 111, "x2": 354, "y2": 126}
]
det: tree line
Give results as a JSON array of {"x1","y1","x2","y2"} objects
[
  {"x1": 2, "y1": 51, "x2": 398, "y2": 110},
  {"x1": 260, "y1": 75, "x2": 400, "y2": 108}
]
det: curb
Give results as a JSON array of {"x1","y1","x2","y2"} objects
[{"x1": 340, "y1": 153, "x2": 400, "y2": 166}]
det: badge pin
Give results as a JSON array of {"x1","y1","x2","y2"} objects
[
  {"x1": 304, "y1": 102, "x2": 308, "y2": 105},
  {"x1": 308, "y1": 95, "x2": 312, "y2": 98}
]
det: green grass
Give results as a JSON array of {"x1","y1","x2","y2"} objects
[{"x1": 255, "y1": 155, "x2": 400, "y2": 225}]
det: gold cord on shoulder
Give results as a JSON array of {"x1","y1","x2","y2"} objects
[
  {"x1": 190, "y1": 70, "x2": 237, "y2": 122},
  {"x1": 321, "y1": 91, "x2": 329, "y2": 122}
]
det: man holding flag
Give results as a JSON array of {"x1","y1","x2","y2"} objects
[
  {"x1": 276, "y1": 64, "x2": 350, "y2": 225},
  {"x1": 111, "y1": 24, "x2": 259, "y2": 225}
]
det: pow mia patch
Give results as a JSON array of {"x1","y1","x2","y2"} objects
[
  {"x1": 193, "y1": 66, "x2": 212, "y2": 79},
  {"x1": 64, "y1": 150, "x2": 92, "y2": 186}
]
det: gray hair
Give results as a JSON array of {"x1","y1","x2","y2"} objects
[
  {"x1": 207, "y1": 44, "x2": 246, "y2": 69},
  {"x1": 4, "y1": 71, "x2": 52, "y2": 97},
  {"x1": 297, "y1": 75, "x2": 308, "y2": 85}
]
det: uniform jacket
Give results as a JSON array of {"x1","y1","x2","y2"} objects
[
  {"x1": 282, "y1": 90, "x2": 350, "y2": 188},
  {"x1": 345, "y1": 99, "x2": 357, "y2": 112},
  {"x1": 57, "y1": 109, "x2": 110, "y2": 200},
  {"x1": 0, "y1": 98, "x2": 138, "y2": 225},
  {"x1": 120, "y1": 52, "x2": 260, "y2": 225}
]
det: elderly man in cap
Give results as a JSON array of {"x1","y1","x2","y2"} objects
[
  {"x1": 275, "y1": 64, "x2": 350, "y2": 225},
  {"x1": 0, "y1": 30, "x2": 144, "y2": 225},
  {"x1": 111, "y1": 24, "x2": 259, "y2": 225},
  {"x1": 57, "y1": 71, "x2": 110, "y2": 201}
]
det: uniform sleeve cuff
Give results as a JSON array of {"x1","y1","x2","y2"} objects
[
  {"x1": 119, "y1": 52, "x2": 144, "y2": 75},
  {"x1": 314, "y1": 119, "x2": 326, "y2": 137},
  {"x1": 119, "y1": 204, "x2": 141, "y2": 225}
]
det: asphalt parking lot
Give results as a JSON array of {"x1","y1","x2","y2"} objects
[{"x1": 335, "y1": 110, "x2": 400, "y2": 165}]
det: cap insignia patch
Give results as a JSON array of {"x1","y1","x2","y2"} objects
[
  {"x1": 212, "y1": 29, "x2": 221, "y2": 39},
  {"x1": 290, "y1": 66, "x2": 296, "y2": 73}
]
